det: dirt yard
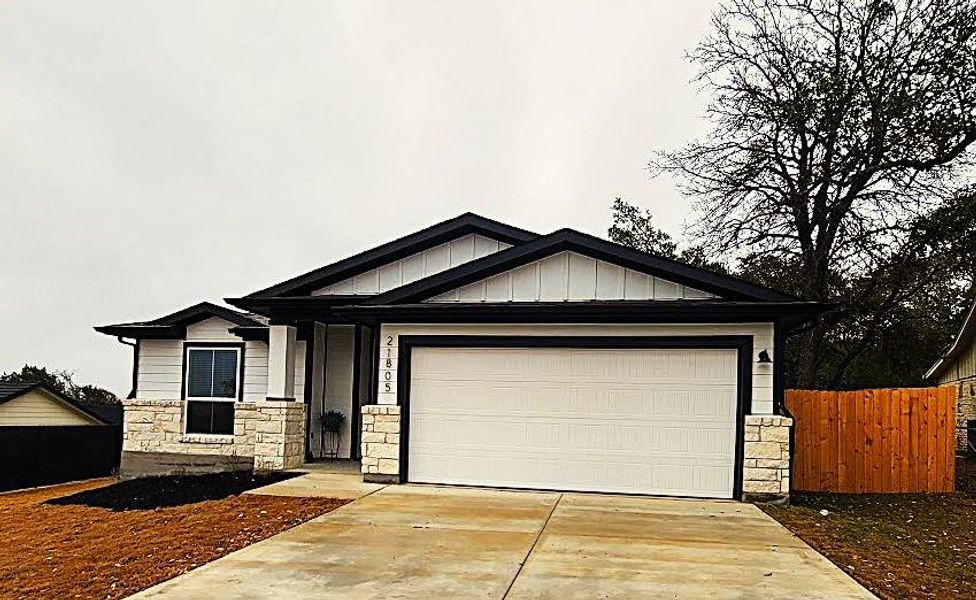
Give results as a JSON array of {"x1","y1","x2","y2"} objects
[
  {"x1": 763, "y1": 458, "x2": 976, "y2": 599},
  {"x1": 0, "y1": 473, "x2": 347, "y2": 599}
]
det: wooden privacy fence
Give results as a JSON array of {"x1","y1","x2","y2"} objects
[{"x1": 786, "y1": 388, "x2": 956, "y2": 493}]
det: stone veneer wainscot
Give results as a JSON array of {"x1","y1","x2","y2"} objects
[{"x1": 121, "y1": 399, "x2": 305, "y2": 476}]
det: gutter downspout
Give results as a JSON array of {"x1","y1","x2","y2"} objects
[{"x1": 116, "y1": 337, "x2": 138, "y2": 399}]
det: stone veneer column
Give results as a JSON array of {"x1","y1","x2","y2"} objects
[
  {"x1": 361, "y1": 405, "x2": 401, "y2": 483},
  {"x1": 253, "y1": 402, "x2": 306, "y2": 471},
  {"x1": 742, "y1": 415, "x2": 792, "y2": 504},
  {"x1": 954, "y1": 378, "x2": 975, "y2": 452}
]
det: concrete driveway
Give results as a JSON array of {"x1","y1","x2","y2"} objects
[{"x1": 132, "y1": 482, "x2": 873, "y2": 599}]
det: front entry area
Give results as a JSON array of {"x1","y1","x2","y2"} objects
[{"x1": 406, "y1": 344, "x2": 741, "y2": 498}]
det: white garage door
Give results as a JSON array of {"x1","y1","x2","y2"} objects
[{"x1": 407, "y1": 346, "x2": 739, "y2": 498}]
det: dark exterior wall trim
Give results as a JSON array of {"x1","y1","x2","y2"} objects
[
  {"x1": 393, "y1": 334, "x2": 754, "y2": 500},
  {"x1": 335, "y1": 301, "x2": 825, "y2": 331},
  {"x1": 129, "y1": 339, "x2": 140, "y2": 399},
  {"x1": 349, "y1": 324, "x2": 362, "y2": 459},
  {"x1": 302, "y1": 327, "x2": 316, "y2": 461}
]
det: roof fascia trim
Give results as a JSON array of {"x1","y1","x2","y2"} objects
[
  {"x1": 94, "y1": 302, "x2": 263, "y2": 339},
  {"x1": 242, "y1": 213, "x2": 539, "y2": 298},
  {"x1": 924, "y1": 298, "x2": 976, "y2": 380}
]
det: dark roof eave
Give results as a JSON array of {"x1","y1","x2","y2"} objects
[
  {"x1": 225, "y1": 295, "x2": 372, "y2": 320},
  {"x1": 925, "y1": 298, "x2": 976, "y2": 380},
  {"x1": 93, "y1": 325, "x2": 184, "y2": 339},
  {"x1": 333, "y1": 300, "x2": 828, "y2": 327},
  {"x1": 94, "y1": 301, "x2": 264, "y2": 339}
]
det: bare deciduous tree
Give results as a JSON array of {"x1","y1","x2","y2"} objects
[{"x1": 653, "y1": 0, "x2": 976, "y2": 386}]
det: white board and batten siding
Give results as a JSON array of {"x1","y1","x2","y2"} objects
[
  {"x1": 939, "y1": 341, "x2": 976, "y2": 384},
  {"x1": 135, "y1": 317, "x2": 305, "y2": 402},
  {"x1": 375, "y1": 323, "x2": 776, "y2": 415},
  {"x1": 312, "y1": 234, "x2": 511, "y2": 296},
  {"x1": 426, "y1": 251, "x2": 715, "y2": 303},
  {"x1": 0, "y1": 389, "x2": 100, "y2": 426}
]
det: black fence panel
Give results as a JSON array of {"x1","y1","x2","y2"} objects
[{"x1": 0, "y1": 425, "x2": 122, "y2": 492}]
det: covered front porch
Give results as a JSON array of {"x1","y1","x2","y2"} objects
[{"x1": 229, "y1": 296, "x2": 383, "y2": 466}]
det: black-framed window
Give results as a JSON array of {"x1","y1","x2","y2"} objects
[{"x1": 184, "y1": 347, "x2": 240, "y2": 435}]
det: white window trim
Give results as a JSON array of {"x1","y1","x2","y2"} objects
[{"x1": 183, "y1": 346, "x2": 241, "y2": 436}]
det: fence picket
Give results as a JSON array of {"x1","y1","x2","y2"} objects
[
  {"x1": 900, "y1": 391, "x2": 912, "y2": 492},
  {"x1": 837, "y1": 390, "x2": 849, "y2": 491},
  {"x1": 879, "y1": 389, "x2": 892, "y2": 493}
]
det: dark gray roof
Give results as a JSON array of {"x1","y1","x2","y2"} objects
[
  {"x1": 0, "y1": 381, "x2": 36, "y2": 401},
  {"x1": 242, "y1": 212, "x2": 540, "y2": 298},
  {"x1": 95, "y1": 301, "x2": 265, "y2": 339},
  {"x1": 365, "y1": 228, "x2": 802, "y2": 305}
]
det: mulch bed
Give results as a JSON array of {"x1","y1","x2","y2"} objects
[
  {"x1": 762, "y1": 458, "x2": 976, "y2": 599},
  {"x1": 0, "y1": 473, "x2": 348, "y2": 599}
]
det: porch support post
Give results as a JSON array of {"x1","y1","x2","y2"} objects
[
  {"x1": 267, "y1": 324, "x2": 297, "y2": 401},
  {"x1": 255, "y1": 323, "x2": 304, "y2": 471}
]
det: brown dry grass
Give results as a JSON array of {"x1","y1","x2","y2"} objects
[
  {"x1": 0, "y1": 475, "x2": 346, "y2": 599},
  {"x1": 763, "y1": 458, "x2": 976, "y2": 599}
]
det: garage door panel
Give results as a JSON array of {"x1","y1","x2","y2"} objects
[
  {"x1": 408, "y1": 448, "x2": 734, "y2": 497},
  {"x1": 414, "y1": 348, "x2": 738, "y2": 384},
  {"x1": 411, "y1": 416, "x2": 734, "y2": 456},
  {"x1": 412, "y1": 381, "x2": 736, "y2": 420},
  {"x1": 408, "y1": 346, "x2": 738, "y2": 498}
]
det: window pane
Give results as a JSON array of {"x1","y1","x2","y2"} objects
[
  {"x1": 186, "y1": 400, "x2": 212, "y2": 434},
  {"x1": 186, "y1": 401, "x2": 235, "y2": 435},
  {"x1": 187, "y1": 350, "x2": 214, "y2": 397},
  {"x1": 210, "y1": 401, "x2": 235, "y2": 434},
  {"x1": 212, "y1": 350, "x2": 238, "y2": 398}
]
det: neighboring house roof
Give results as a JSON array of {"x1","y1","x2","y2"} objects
[
  {"x1": 242, "y1": 213, "x2": 539, "y2": 298},
  {"x1": 0, "y1": 382, "x2": 111, "y2": 425},
  {"x1": 363, "y1": 228, "x2": 801, "y2": 305},
  {"x1": 94, "y1": 301, "x2": 265, "y2": 339},
  {"x1": 81, "y1": 403, "x2": 123, "y2": 425},
  {"x1": 925, "y1": 297, "x2": 976, "y2": 381}
]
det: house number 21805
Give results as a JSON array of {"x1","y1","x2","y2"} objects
[{"x1": 383, "y1": 334, "x2": 394, "y2": 392}]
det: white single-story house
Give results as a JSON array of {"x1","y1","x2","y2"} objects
[
  {"x1": 926, "y1": 296, "x2": 976, "y2": 451},
  {"x1": 96, "y1": 213, "x2": 823, "y2": 502},
  {"x1": 0, "y1": 382, "x2": 109, "y2": 426}
]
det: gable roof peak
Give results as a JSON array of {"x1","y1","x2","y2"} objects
[
  {"x1": 243, "y1": 212, "x2": 539, "y2": 298},
  {"x1": 364, "y1": 227, "x2": 801, "y2": 305},
  {"x1": 0, "y1": 381, "x2": 110, "y2": 424},
  {"x1": 94, "y1": 300, "x2": 264, "y2": 339}
]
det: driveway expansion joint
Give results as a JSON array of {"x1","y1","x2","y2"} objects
[{"x1": 501, "y1": 493, "x2": 562, "y2": 599}]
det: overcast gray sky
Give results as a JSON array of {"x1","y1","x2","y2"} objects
[{"x1": 1, "y1": 1, "x2": 717, "y2": 394}]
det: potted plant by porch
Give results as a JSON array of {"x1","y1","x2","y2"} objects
[{"x1": 319, "y1": 410, "x2": 345, "y2": 459}]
